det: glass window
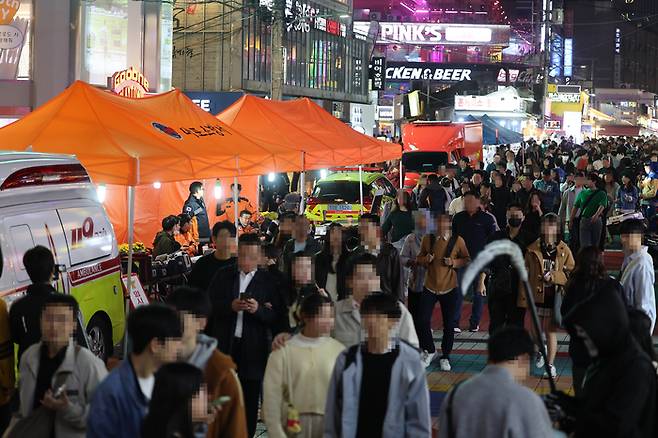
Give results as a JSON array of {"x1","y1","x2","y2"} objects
[{"x1": 312, "y1": 181, "x2": 370, "y2": 203}]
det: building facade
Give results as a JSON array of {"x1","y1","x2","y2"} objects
[
  {"x1": 0, "y1": 0, "x2": 173, "y2": 126},
  {"x1": 172, "y1": 0, "x2": 372, "y2": 108}
]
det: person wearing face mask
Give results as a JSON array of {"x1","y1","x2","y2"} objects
[
  {"x1": 485, "y1": 203, "x2": 531, "y2": 335},
  {"x1": 547, "y1": 289, "x2": 657, "y2": 438},
  {"x1": 521, "y1": 213, "x2": 574, "y2": 379}
]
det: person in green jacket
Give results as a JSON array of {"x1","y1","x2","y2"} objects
[
  {"x1": 570, "y1": 173, "x2": 608, "y2": 250},
  {"x1": 382, "y1": 190, "x2": 414, "y2": 250},
  {"x1": 153, "y1": 215, "x2": 182, "y2": 257}
]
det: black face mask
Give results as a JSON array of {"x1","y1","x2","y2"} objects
[{"x1": 508, "y1": 217, "x2": 523, "y2": 228}]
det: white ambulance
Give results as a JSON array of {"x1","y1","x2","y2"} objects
[{"x1": 0, "y1": 152, "x2": 125, "y2": 361}]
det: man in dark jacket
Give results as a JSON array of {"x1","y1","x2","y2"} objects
[
  {"x1": 485, "y1": 203, "x2": 530, "y2": 334},
  {"x1": 88, "y1": 304, "x2": 182, "y2": 438},
  {"x1": 183, "y1": 181, "x2": 211, "y2": 244},
  {"x1": 553, "y1": 289, "x2": 657, "y2": 438},
  {"x1": 352, "y1": 214, "x2": 402, "y2": 301},
  {"x1": 9, "y1": 245, "x2": 57, "y2": 362},
  {"x1": 452, "y1": 193, "x2": 497, "y2": 332},
  {"x1": 418, "y1": 174, "x2": 448, "y2": 213},
  {"x1": 152, "y1": 215, "x2": 181, "y2": 257},
  {"x1": 206, "y1": 234, "x2": 284, "y2": 438}
]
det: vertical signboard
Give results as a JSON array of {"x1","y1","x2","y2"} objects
[
  {"x1": 614, "y1": 28, "x2": 621, "y2": 88},
  {"x1": 369, "y1": 57, "x2": 385, "y2": 91}
]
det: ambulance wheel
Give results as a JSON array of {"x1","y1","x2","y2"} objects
[{"x1": 87, "y1": 315, "x2": 112, "y2": 362}]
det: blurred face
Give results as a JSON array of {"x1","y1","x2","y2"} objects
[
  {"x1": 41, "y1": 304, "x2": 75, "y2": 350},
  {"x1": 464, "y1": 194, "x2": 479, "y2": 214},
  {"x1": 195, "y1": 187, "x2": 205, "y2": 199},
  {"x1": 436, "y1": 215, "x2": 451, "y2": 235},
  {"x1": 566, "y1": 174, "x2": 574, "y2": 184},
  {"x1": 329, "y1": 227, "x2": 343, "y2": 252},
  {"x1": 512, "y1": 182, "x2": 521, "y2": 192},
  {"x1": 293, "y1": 218, "x2": 310, "y2": 241},
  {"x1": 152, "y1": 338, "x2": 183, "y2": 366},
  {"x1": 533, "y1": 170, "x2": 541, "y2": 179},
  {"x1": 214, "y1": 229, "x2": 237, "y2": 256},
  {"x1": 621, "y1": 231, "x2": 643, "y2": 250},
  {"x1": 460, "y1": 183, "x2": 470, "y2": 194},
  {"x1": 349, "y1": 264, "x2": 380, "y2": 302},
  {"x1": 543, "y1": 172, "x2": 551, "y2": 182},
  {"x1": 604, "y1": 173, "x2": 614, "y2": 183},
  {"x1": 622, "y1": 175, "x2": 631, "y2": 185},
  {"x1": 280, "y1": 218, "x2": 295, "y2": 237},
  {"x1": 507, "y1": 207, "x2": 524, "y2": 228},
  {"x1": 239, "y1": 213, "x2": 251, "y2": 227},
  {"x1": 472, "y1": 173, "x2": 482, "y2": 186},
  {"x1": 238, "y1": 244, "x2": 261, "y2": 273},
  {"x1": 303, "y1": 304, "x2": 334, "y2": 337},
  {"x1": 522, "y1": 178, "x2": 533, "y2": 190},
  {"x1": 418, "y1": 175, "x2": 428, "y2": 187},
  {"x1": 541, "y1": 221, "x2": 558, "y2": 244},
  {"x1": 292, "y1": 256, "x2": 313, "y2": 285},
  {"x1": 493, "y1": 175, "x2": 503, "y2": 188},
  {"x1": 530, "y1": 194, "x2": 541, "y2": 208},
  {"x1": 362, "y1": 313, "x2": 397, "y2": 344},
  {"x1": 191, "y1": 385, "x2": 209, "y2": 424},
  {"x1": 414, "y1": 212, "x2": 427, "y2": 231},
  {"x1": 396, "y1": 190, "x2": 405, "y2": 206},
  {"x1": 494, "y1": 155, "x2": 501, "y2": 164},
  {"x1": 575, "y1": 175, "x2": 586, "y2": 187},
  {"x1": 179, "y1": 312, "x2": 206, "y2": 355},
  {"x1": 359, "y1": 220, "x2": 379, "y2": 244}
]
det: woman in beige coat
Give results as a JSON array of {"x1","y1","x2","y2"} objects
[{"x1": 520, "y1": 213, "x2": 574, "y2": 378}]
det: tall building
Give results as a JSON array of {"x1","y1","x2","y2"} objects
[
  {"x1": 172, "y1": 0, "x2": 372, "y2": 112},
  {"x1": 568, "y1": 0, "x2": 658, "y2": 92}
]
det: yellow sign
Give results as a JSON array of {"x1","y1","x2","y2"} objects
[
  {"x1": 108, "y1": 67, "x2": 150, "y2": 98},
  {"x1": 0, "y1": 0, "x2": 20, "y2": 25}
]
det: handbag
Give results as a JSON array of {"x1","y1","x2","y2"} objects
[{"x1": 283, "y1": 346, "x2": 301, "y2": 435}]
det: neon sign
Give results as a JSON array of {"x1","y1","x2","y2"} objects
[{"x1": 109, "y1": 67, "x2": 150, "y2": 98}]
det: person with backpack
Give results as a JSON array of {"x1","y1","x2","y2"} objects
[
  {"x1": 415, "y1": 213, "x2": 470, "y2": 370},
  {"x1": 324, "y1": 293, "x2": 431, "y2": 438},
  {"x1": 569, "y1": 173, "x2": 608, "y2": 250}
]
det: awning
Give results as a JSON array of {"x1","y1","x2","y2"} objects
[
  {"x1": 597, "y1": 124, "x2": 641, "y2": 137},
  {"x1": 466, "y1": 114, "x2": 523, "y2": 144}
]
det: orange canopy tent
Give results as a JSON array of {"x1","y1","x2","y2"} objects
[{"x1": 217, "y1": 95, "x2": 401, "y2": 168}]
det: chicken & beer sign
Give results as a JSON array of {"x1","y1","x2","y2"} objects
[
  {"x1": 108, "y1": 66, "x2": 150, "y2": 98},
  {"x1": 0, "y1": 0, "x2": 20, "y2": 25},
  {"x1": 0, "y1": 0, "x2": 23, "y2": 51}
]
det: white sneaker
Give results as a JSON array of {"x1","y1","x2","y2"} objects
[
  {"x1": 536, "y1": 352, "x2": 545, "y2": 369},
  {"x1": 439, "y1": 358, "x2": 452, "y2": 372},
  {"x1": 453, "y1": 327, "x2": 462, "y2": 334},
  {"x1": 468, "y1": 325, "x2": 479, "y2": 332},
  {"x1": 544, "y1": 364, "x2": 557, "y2": 378},
  {"x1": 422, "y1": 351, "x2": 437, "y2": 368}
]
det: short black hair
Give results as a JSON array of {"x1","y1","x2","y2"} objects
[
  {"x1": 230, "y1": 183, "x2": 242, "y2": 191},
  {"x1": 42, "y1": 293, "x2": 79, "y2": 317},
  {"x1": 128, "y1": 304, "x2": 182, "y2": 355},
  {"x1": 177, "y1": 213, "x2": 191, "y2": 227},
  {"x1": 162, "y1": 215, "x2": 179, "y2": 231},
  {"x1": 460, "y1": 156, "x2": 470, "y2": 163},
  {"x1": 279, "y1": 211, "x2": 297, "y2": 222},
  {"x1": 359, "y1": 213, "x2": 380, "y2": 226},
  {"x1": 238, "y1": 233, "x2": 261, "y2": 246},
  {"x1": 212, "y1": 221, "x2": 236, "y2": 239},
  {"x1": 299, "y1": 293, "x2": 332, "y2": 319},
  {"x1": 541, "y1": 212, "x2": 559, "y2": 225},
  {"x1": 488, "y1": 326, "x2": 534, "y2": 363},
  {"x1": 346, "y1": 252, "x2": 378, "y2": 280},
  {"x1": 360, "y1": 293, "x2": 401, "y2": 319},
  {"x1": 427, "y1": 174, "x2": 439, "y2": 184},
  {"x1": 23, "y1": 246, "x2": 55, "y2": 284},
  {"x1": 239, "y1": 210, "x2": 252, "y2": 217},
  {"x1": 189, "y1": 182, "x2": 203, "y2": 195},
  {"x1": 167, "y1": 287, "x2": 211, "y2": 318},
  {"x1": 462, "y1": 191, "x2": 477, "y2": 199},
  {"x1": 507, "y1": 202, "x2": 523, "y2": 211},
  {"x1": 542, "y1": 169, "x2": 551, "y2": 176},
  {"x1": 620, "y1": 219, "x2": 645, "y2": 235}
]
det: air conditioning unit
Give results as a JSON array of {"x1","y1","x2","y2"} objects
[{"x1": 369, "y1": 12, "x2": 381, "y2": 20}]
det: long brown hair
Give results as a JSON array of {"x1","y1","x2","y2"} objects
[{"x1": 569, "y1": 246, "x2": 607, "y2": 281}]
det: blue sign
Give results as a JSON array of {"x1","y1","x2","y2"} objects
[{"x1": 183, "y1": 91, "x2": 244, "y2": 115}]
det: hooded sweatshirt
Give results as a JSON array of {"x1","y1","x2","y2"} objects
[
  {"x1": 563, "y1": 290, "x2": 657, "y2": 438},
  {"x1": 187, "y1": 334, "x2": 248, "y2": 438},
  {"x1": 152, "y1": 231, "x2": 181, "y2": 257},
  {"x1": 418, "y1": 181, "x2": 448, "y2": 213}
]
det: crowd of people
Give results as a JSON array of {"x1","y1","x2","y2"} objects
[{"x1": 0, "y1": 135, "x2": 656, "y2": 437}]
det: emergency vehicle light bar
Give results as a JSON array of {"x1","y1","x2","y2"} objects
[
  {"x1": 0, "y1": 164, "x2": 91, "y2": 190},
  {"x1": 328, "y1": 167, "x2": 383, "y2": 173}
]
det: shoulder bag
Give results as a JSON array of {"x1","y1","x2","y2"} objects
[{"x1": 283, "y1": 346, "x2": 301, "y2": 436}]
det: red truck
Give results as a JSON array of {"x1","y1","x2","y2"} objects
[{"x1": 401, "y1": 121, "x2": 483, "y2": 190}]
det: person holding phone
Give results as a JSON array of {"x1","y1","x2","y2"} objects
[
  {"x1": 206, "y1": 233, "x2": 284, "y2": 438},
  {"x1": 167, "y1": 288, "x2": 247, "y2": 438},
  {"x1": 13, "y1": 294, "x2": 107, "y2": 438}
]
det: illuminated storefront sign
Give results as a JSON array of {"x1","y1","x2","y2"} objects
[
  {"x1": 455, "y1": 94, "x2": 523, "y2": 112},
  {"x1": 285, "y1": 0, "x2": 346, "y2": 37},
  {"x1": 564, "y1": 38, "x2": 573, "y2": 77},
  {"x1": 0, "y1": 0, "x2": 28, "y2": 80},
  {"x1": 109, "y1": 67, "x2": 150, "y2": 98},
  {"x1": 385, "y1": 65, "x2": 472, "y2": 81},
  {"x1": 370, "y1": 57, "x2": 385, "y2": 90},
  {"x1": 354, "y1": 22, "x2": 510, "y2": 46}
]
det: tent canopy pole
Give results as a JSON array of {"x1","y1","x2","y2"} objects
[
  {"x1": 359, "y1": 165, "x2": 364, "y2": 214},
  {"x1": 123, "y1": 157, "x2": 139, "y2": 359}
]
